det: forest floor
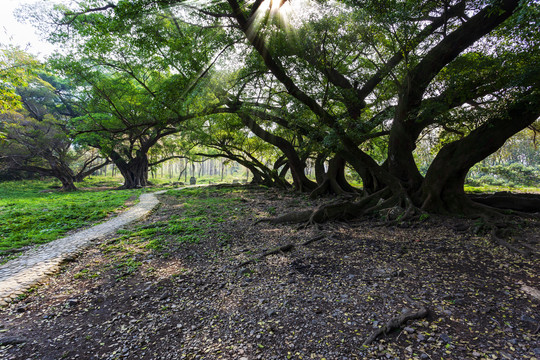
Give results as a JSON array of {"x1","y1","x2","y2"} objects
[{"x1": 0, "y1": 185, "x2": 539, "y2": 360}]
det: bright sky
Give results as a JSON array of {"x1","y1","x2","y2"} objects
[{"x1": 0, "y1": 0, "x2": 61, "y2": 58}]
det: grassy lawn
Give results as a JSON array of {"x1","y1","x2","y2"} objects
[
  {"x1": 0, "y1": 179, "x2": 142, "y2": 255},
  {"x1": 464, "y1": 184, "x2": 540, "y2": 194},
  {"x1": 113, "y1": 186, "x2": 247, "y2": 254}
]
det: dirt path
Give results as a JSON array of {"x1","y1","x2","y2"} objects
[{"x1": 0, "y1": 190, "x2": 166, "y2": 306}]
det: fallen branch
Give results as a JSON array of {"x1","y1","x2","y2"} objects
[
  {"x1": 363, "y1": 307, "x2": 429, "y2": 345},
  {"x1": 0, "y1": 248, "x2": 26, "y2": 256},
  {"x1": 519, "y1": 281, "x2": 540, "y2": 301}
]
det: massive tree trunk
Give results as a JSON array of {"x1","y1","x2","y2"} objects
[
  {"x1": 420, "y1": 94, "x2": 540, "y2": 214},
  {"x1": 43, "y1": 153, "x2": 77, "y2": 191},
  {"x1": 110, "y1": 151, "x2": 149, "y2": 189},
  {"x1": 387, "y1": 0, "x2": 520, "y2": 194},
  {"x1": 314, "y1": 154, "x2": 326, "y2": 184},
  {"x1": 55, "y1": 172, "x2": 77, "y2": 191},
  {"x1": 387, "y1": 121, "x2": 424, "y2": 193}
]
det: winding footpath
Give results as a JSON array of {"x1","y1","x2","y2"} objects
[{"x1": 0, "y1": 190, "x2": 167, "y2": 306}]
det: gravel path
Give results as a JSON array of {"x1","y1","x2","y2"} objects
[{"x1": 0, "y1": 190, "x2": 166, "y2": 306}]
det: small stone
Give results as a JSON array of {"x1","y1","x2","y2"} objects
[
  {"x1": 420, "y1": 354, "x2": 429, "y2": 359},
  {"x1": 417, "y1": 334, "x2": 426, "y2": 341},
  {"x1": 533, "y1": 348, "x2": 540, "y2": 356},
  {"x1": 237, "y1": 268, "x2": 251, "y2": 277},
  {"x1": 472, "y1": 351, "x2": 482, "y2": 357},
  {"x1": 67, "y1": 298, "x2": 79, "y2": 306},
  {"x1": 267, "y1": 309, "x2": 277, "y2": 317},
  {"x1": 403, "y1": 327, "x2": 415, "y2": 333},
  {"x1": 440, "y1": 333, "x2": 452, "y2": 343}
]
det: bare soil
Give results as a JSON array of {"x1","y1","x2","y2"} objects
[{"x1": 1, "y1": 186, "x2": 539, "y2": 360}]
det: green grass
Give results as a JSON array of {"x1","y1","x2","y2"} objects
[
  {"x1": 464, "y1": 184, "x2": 540, "y2": 194},
  {"x1": 0, "y1": 179, "x2": 142, "y2": 254},
  {"x1": 112, "y1": 186, "x2": 247, "y2": 255}
]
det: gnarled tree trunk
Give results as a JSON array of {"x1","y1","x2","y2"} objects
[
  {"x1": 310, "y1": 156, "x2": 357, "y2": 198},
  {"x1": 110, "y1": 151, "x2": 149, "y2": 189},
  {"x1": 239, "y1": 113, "x2": 317, "y2": 192},
  {"x1": 420, "y1": 94, "x2": 540, "y2": 214}
]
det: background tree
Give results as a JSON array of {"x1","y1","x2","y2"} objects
[
  {"x1": 0, "y1": 75, "x2": 108, "y2": 190},
  {"x1": 49, "y1": 1, "x2": 231, "y2": 188}
]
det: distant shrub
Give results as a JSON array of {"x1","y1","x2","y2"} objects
[{"x1": 466, "y1": 163, "x2": 540, "y2": 187}]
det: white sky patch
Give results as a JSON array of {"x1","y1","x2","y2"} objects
[{"x1": 0, "y1": 0, "x2": 68, "y2": 58}]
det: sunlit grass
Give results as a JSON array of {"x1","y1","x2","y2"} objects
[
  {"x1": 0, "y1": 179, "x2": 142, "y2": 255},
  {"x1": 464, "y1": 184, "x2": 540, "y2": 194},
  {"x1": 111, "y1": 185, "x2": 247, "y2": 255}
]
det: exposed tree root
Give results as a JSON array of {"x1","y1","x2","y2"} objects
[
  {"x1": 236, "y1": 234, "x2": 329, "y2": 267},
  {"x1": 259, "y1": 188, "x2": 423, "y2": 229},
  {"x1": 0, "y1": 337, "x2": 28, "y2": 346},
  {"x1": 237, "y1": 243, "x2": 296, "y2": 268},
  {"x1": 363, "y1": 307, "x2": 429, "y2": 345},
  {"x1": 475, "y1": 214, "x2": 539, "y2": 257},
  {"x1": 301, "y1": 234, "x2": 326, "y2": 246},
  {"x1": 491, "y1": 229, "x2": 532, "y2": 257},
  {"x1": 469, "y1": 192, "x2": 540, "y2": 213},
  {"x1": 255, "y1": 209, "x2": 313, "y2": 225}
]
